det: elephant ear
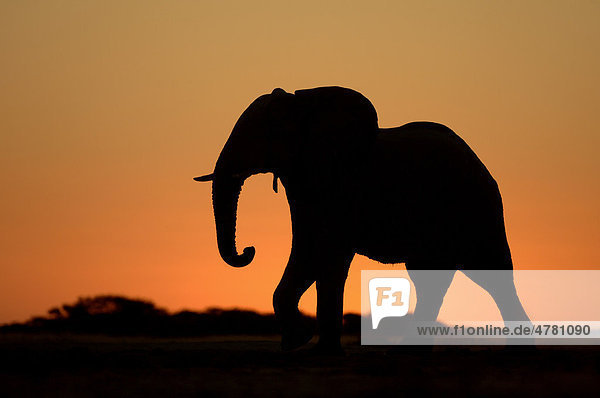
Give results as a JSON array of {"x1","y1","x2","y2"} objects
[{"x1": 293, "y1": 86, "x2": 379, "y2": 194}]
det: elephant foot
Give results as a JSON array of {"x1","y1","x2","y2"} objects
[
  {"x1": 281, "y1": 321, "x2": 314, "y2": 351},
  {"x1": 503, "y1": 341, "x2": 538, "y2": 352},
  {"x1": 385, "y1": 345, "x2": 433, "y2": 356},
  {"x1": 312, "y1": 340, "x2": 345, "y2": 356}
]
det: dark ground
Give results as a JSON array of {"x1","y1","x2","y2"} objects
[{"x1": 1, "y1": 334, "x2": 599, "y2": 397}]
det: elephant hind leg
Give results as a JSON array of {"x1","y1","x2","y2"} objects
[
  {"x1": 407, "y1": 266, "x2": 456, "y2": 321},
  {"x1": 462, "y1": 269, "x2": 530, "y2": 323}
]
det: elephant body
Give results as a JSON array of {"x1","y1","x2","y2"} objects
[
  {"x1": 196, "y1": 86, "x2": 529, "y2": 352},
  {"x1": 355, "y1": 122, "x2": 510, "y2": 268}
]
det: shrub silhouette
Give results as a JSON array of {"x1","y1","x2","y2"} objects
[
  {"x1": 0, "y1": 295, "x2": 357, "y2": 337},
  {"x1": 21, "y1": 295, "x2": 169, "y2": 335}
]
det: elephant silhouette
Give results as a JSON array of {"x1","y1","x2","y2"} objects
[{"x1": 195, "y1": 86, "x2": 530, "y2": 352}]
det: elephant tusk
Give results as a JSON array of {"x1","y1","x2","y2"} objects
[
  {"x1": 193, "y1": 173, "x2": 214, "y2": 182},
  {"x1": 194, "y1": 172, "x2": 248, "y2": 182},
  {"x1": 272, "y1": 174, "x2": 279, "y2": 193}
]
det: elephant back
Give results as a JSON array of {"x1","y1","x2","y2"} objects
[{"x1": 292, "y1": 87, "x2": 379, "y2": 196}]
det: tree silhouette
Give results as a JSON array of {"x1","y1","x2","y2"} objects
[{"x1": 0, "y1": 295, "x2": 353, "y2": 337}]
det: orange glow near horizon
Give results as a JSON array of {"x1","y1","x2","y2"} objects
[{"x1": 1, "y1": 1, "x2": 599, "y2": 324}]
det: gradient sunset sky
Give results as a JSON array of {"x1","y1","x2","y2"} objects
[{"x1": 1, "y1": 1, "x2": 599, "y2": 324}]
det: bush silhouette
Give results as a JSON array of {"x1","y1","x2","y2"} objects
[{"x1": 0, "y1": 295, "x2": 357, "y2": 337}]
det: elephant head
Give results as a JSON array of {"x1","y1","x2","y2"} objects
[{"x1": 195, "y1": 86, "x2": 379, "y2": 268}]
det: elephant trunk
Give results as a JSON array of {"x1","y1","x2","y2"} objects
[{"x1": 212, "y1": 175, "x2": 255, "y2": 267}]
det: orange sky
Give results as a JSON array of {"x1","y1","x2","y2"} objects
[{"x1": 1, "y1": 1, "x2": 599, "y2": 324}]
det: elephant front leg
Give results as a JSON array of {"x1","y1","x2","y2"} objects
[
  {"x1": 315, "y1": 253, "x2": 353, "y2": 354},
  {"x1": 273, "y1": 254, "x2": 315, "y2": 351}
]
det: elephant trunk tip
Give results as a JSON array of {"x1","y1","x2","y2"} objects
[{"x1": 225, "y1": 246, "x2": 256, "y2": 268}]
